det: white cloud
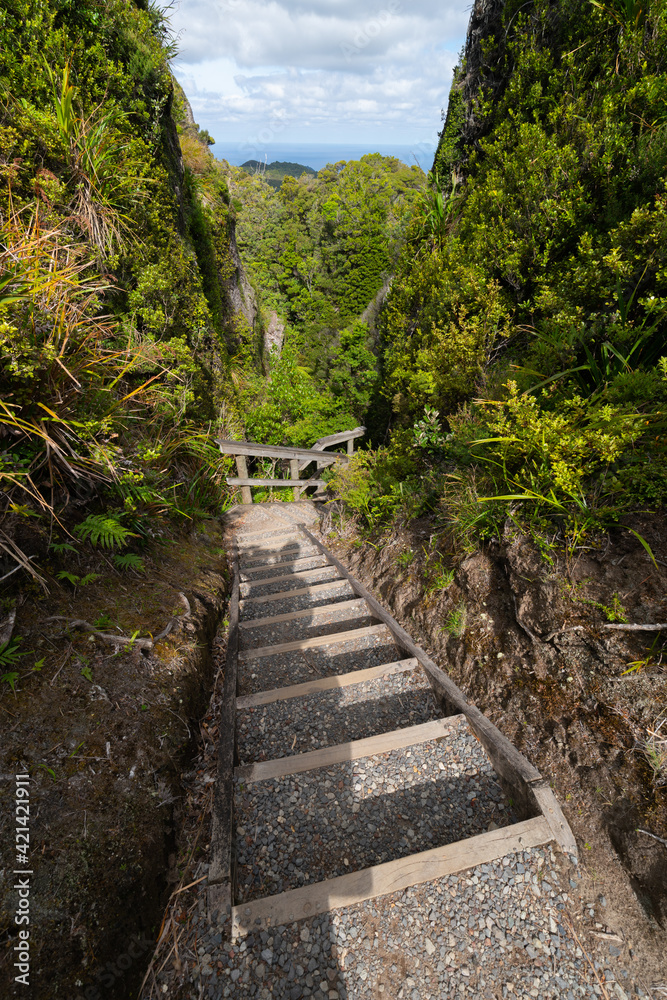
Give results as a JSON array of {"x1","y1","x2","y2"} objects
[{"x1": 166, "y1": 0, "x2": 467, "y2": 144}]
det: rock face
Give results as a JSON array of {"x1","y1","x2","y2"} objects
[
  {"x1": 178, "y1": 81, "x2": 197, "y2": 129},
  {"x1": 226, "y1": 223, "x2": 258, "y2": 333},
  {"x1": 172, "y1": 75, "x2": 258, "y2": 346},
  {"x1": 263, "y1": 310, "x2": 285, "y2": 358},
  {"x1": 459, "y1": 0, "x2": 507, "y2": 145},
  {"x1": 435, "y1": 0, "x2": 507, "y2": 174}
]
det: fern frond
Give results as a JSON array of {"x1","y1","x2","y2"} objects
[
  {"x1": 74, "y1": 513, "x2": 137, "y2": 549},
  {"x1": 49, "y1": 541, "x2": 78, "y2": 555},
  {"x1": 113, "y1": 553, "x2": 146, "y2": 573},
  {"x1": 0, "y1": 638, "x2": 22, "y2": 668}
]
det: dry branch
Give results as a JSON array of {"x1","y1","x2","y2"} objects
[
  {"x1": 637, "y1": 828, "x2": 667, "y2": 848},
  {"x1": 603, "y1": 622, "x2": 667, "y2": 632},
  {"x1": 0, "y1": 532, "x2": 47, "y2": 589}
]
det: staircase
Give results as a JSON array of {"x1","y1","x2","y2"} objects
[{"x1": 204, "y1": 500, "x2": 583, "y2": 997}]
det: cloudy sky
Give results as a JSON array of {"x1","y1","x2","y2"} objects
[{"x1": 166, "y1": 0, "x2": 469, "y2": 157}]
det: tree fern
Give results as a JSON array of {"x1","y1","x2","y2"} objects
[{"x1": 74, "y1": 514, "x2": 136, "y2": 549}]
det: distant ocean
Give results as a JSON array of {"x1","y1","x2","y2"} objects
[{"x1": 210, "y1": 141, "x2": 436, "y2": 173}]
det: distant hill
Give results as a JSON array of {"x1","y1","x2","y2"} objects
[{"x1": 241, "y1": 160, "x2": 317, "y2": 189}]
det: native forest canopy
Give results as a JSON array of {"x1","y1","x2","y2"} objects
[
  {"x1": 0, "y1": 0, "x2": 665, "y2": 581},
  {"x1": 1, "y1": 0, "x2": 667, "y2": 994}
]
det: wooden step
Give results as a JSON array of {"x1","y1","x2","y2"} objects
[
  {"x1": 240, "y1": 554, "x2": 327, "y2": 579},
  {"x1": 239, "y1": 543, "x2": 313, "y2": 563},
  {"x1": 235, "y1": 717, "x2": 463, "y2": 783},
  {"x1": 238, "y1": 597, "x2": 366, "y2": 630},
  {"x1": 241, "y1": 566, "x2": 339, "y2": 590},
  {"x1": 236, "y1": 657, "x2": 419, "y2": 709},
  {"x1": 237, "y1": 623, "x2": 388, "y2": 662},
  {"x1": 230, "y1": 815, "x2": 552, "y2": 937},
  {"x1": 236, "y1": 526, "x2": 302, "y2": 542},
  {"x1": 240, "y1": 579, "x2": 355, "y2": 606}
]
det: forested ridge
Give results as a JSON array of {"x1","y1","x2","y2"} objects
[{"x1": 1, "y1": 0, "x2": 667, "y2": 993}]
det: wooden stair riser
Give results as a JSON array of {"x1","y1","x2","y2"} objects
[
  {"x1": 235, "y1": 658, "x2": 419, "y2": 709},
  {"x1": 240, "y1": 579, "x2": 356, "y2": 605},
  {"x1": 237, "y1": 623, "x2": 389, "y2": 662},
  {"x1": 239, "y1": 547, "x2": 319, "y2": 569},
  {"x1": 231, "y1": 816, "x2": 551, "y2": 937},
  {"x1": 240, "y1": 566, "x2": 340, "y2": 591},
  {"x1": 238, "y1": 598, "x2": 367, "y2": 631},
  {"x1": 239, "y1": 555, "x2": 328, "y2": 580},
  {"x1": 235, "y1": 717, "x2": 464, "y2": 783}
]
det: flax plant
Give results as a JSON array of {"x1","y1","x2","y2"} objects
[{"x1": 0, "y1": 207, "x2": 153, "y2": 580}]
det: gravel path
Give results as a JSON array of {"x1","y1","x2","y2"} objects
[
  {"x1": 237, "y1": 632, "x2": 404, "y2": 696},
  {"x1": 144, "y1": 506, "x2": 650, "y2": 1000},
  {"x1": 186, "y1": 846, "x2": 645, "y2": 999},
  {"x1": 235, "y1": 718, "x2": 512, "y2": 903},
  {"x1": 237, "y1": 666, "x2": 439, "y2": 762}
]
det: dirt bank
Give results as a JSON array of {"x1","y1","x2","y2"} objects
[
  {"x1": 323, "y1": 512, "x2": 667, "y2": 990},
  {"x1": 0, "y1": 522, "x2": 230, "y2": 999}
]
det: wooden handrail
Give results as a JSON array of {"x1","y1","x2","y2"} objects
[
  {"x1": 226, "y1": 477, "x2": 325, "y2": 488},
  {"x1": 299, "y1": 426, "x2": 366, "y2": 469},
  {"x1": 216, "y1": 438, "x2": 347, "y2": 464},
  {"x1": 219, "y1": 427, "x2": 365, "y2": 504},
  {"x1": 311, "y1": 426, "x2": 366, "y2": 451}
]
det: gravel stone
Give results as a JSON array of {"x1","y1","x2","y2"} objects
[
  {"x1": 237, "y1": 667, "x2": 439, "y2": 762},
  {"x1": 178, "y1": 848, "x2": 619, "y2": 999},
  {"x1": 237, "y1": 632, "x2": 404, "y2": 696}
]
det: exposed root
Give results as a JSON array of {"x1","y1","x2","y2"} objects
[
  {"x1": 46, "y1": 618, "x2": 154, "y2": 650},
  {"x1": 638, "y1": 828, "x2": 667, "y2": 849},
  {"x1": 46, "y1": 595, "x2": 192, "y2": 651}
]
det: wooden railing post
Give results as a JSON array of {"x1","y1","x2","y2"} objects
[
  {"x1": 235, "y1": 455, "x2": 253, "y2": 505},
  {"x1": 347, "y1": 438, "x2": 354, "y2": 456},
  {"x1": 290, "y1": 459, "x2": 302, "y2": 501}
]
